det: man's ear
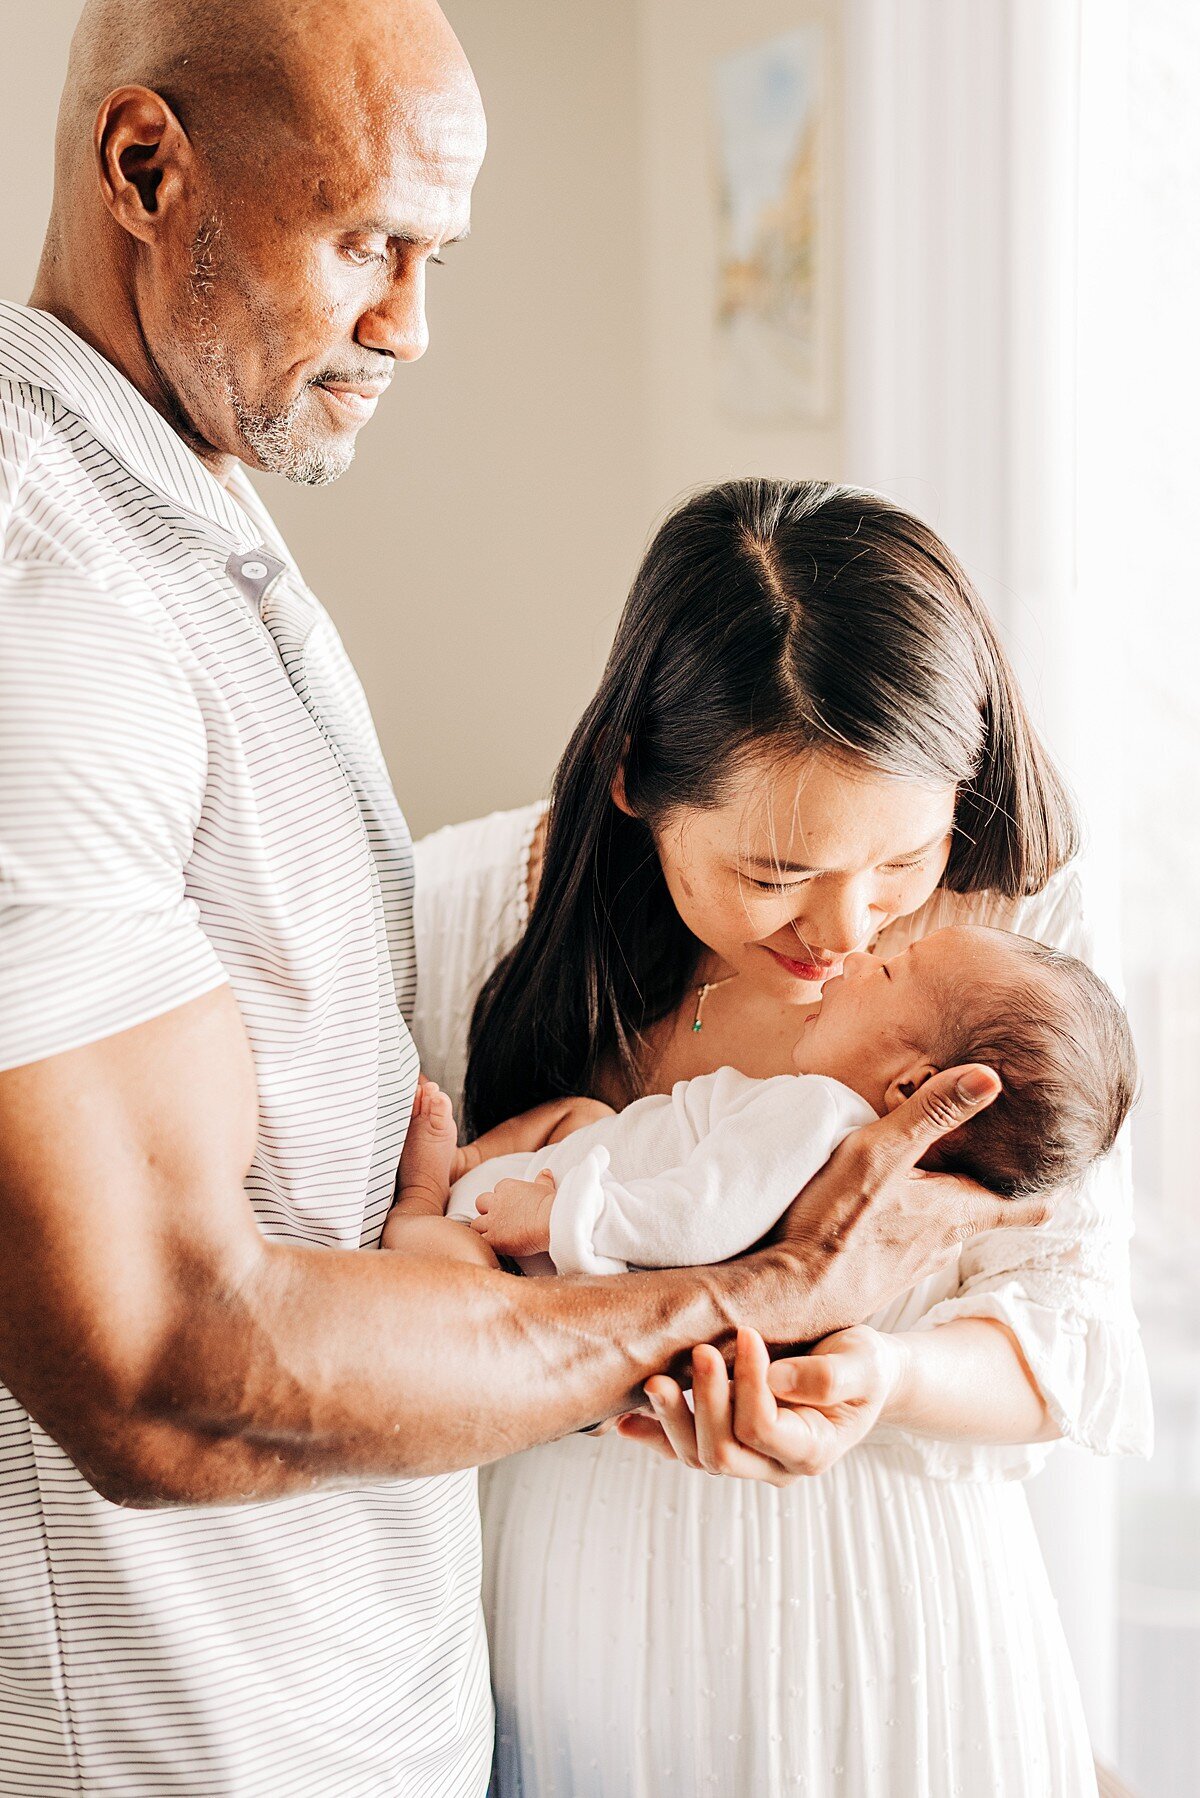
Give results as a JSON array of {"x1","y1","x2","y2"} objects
[
  {"x1": 882, "y1": 1060, "x2": 940, "y2": 1114},
  {"x1": 95, "y1": 86, "x2": 194, "y2": 244}
]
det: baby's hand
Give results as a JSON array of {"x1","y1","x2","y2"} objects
[{"x1": 471, "y1": 1169, "x2": 557, "y2": 1257}]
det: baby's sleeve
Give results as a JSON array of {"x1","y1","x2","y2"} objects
[
  {"x1": 547, "y1": 1073, "x2": 873, "y2": 1276},
  {"x1": 881, "y1": 870, "x2": 1153, "y2": 1481}
]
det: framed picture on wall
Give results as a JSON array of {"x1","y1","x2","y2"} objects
[{"x1": 712, "y1": 24, "x2": 836, "y2": 424}]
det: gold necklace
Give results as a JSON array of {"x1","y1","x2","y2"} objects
[{"x1": 691, "y1": 972, "x2": 738, "y2": 1033}]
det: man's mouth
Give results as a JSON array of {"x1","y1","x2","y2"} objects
[{"x1": 314, "y1": 378, "x2": 392, "y2": 420}]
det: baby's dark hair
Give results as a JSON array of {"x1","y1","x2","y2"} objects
[{"x1": 921, "y1": 933, "x2": 1138, "y2": 1197}]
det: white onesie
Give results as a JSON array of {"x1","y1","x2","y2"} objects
[{"x1": 446, "y1": 1067, "x2": 876, "y2": 1276}]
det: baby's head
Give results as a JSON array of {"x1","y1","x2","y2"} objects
[{"x1": 794, "y1": 925, "x2": 1138, "y2": 1196}]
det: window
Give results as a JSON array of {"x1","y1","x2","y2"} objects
[{"x1": 1094, "y1": 4, "x2": 1200, "y2": 1792}]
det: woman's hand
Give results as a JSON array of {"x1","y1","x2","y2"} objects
[{"x1": 616, "y1": 1325, "x2": 909, "y2": 1485}]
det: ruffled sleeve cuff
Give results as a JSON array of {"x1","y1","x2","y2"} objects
[
  {"x1": 871, "y1": 1280, "x2": 1154, "y2": 1483},
  {"x1": 548, "y1": 1147, "x2": 629, "y2": 1277}
]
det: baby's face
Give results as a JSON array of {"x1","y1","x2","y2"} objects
[{"x1": 792, "y1": 926, "x2": 1020, "y2": 1109}]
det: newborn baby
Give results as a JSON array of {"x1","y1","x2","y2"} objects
[{"x1": 389, "y1": 925, "x2": 1137, "y2": 1276}]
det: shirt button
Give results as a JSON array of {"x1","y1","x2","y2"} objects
[{"x1": 241, "y1": 559, "x2": 269, "y2": 581}]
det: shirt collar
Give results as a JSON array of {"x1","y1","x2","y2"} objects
[{"x1": 0, "y1": 301, "x2": 295, "y2": 561}]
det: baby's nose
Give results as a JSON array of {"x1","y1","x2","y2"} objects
[{"x1": 842, "y1": 952, "x2": 876, "y2": 978}]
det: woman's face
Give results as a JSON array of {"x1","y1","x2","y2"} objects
[{"x1": 651, "y1": 749, "x2": 956, "y2": 1004}]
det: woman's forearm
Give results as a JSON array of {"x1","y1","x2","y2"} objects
[
  {"x1": 881, "y1": 1318, "x2": 1061, "y2": 1445},
  {"x1": 460, "y1": 1095, "x2": 615, "y2": 1171}
]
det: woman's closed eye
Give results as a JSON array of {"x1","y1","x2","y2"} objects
[
  {"x1": 744, "y1": 873, "x2": 813, "y2": 893},
  {"x1": 743, "y1": 853, "x2": 931, "y2": 893},
  {"x1": 882, "y1": 854, "x2": 935, "y2": 873}
]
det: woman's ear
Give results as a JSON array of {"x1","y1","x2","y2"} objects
[
  {"x1": 610, "y1": 761, "x2": 635, "y2": 817},
  {"x1": 883, "y1": 1060, "x2": 940, "y2": 1114}
]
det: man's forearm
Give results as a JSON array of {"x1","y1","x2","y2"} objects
[{"x1": 123, "y1": 1237, "x2": 816, "y2": 1504}]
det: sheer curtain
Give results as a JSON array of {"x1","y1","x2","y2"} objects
[
  {"x1": 841, "y1": 0, "x2": 1127, "y2": 1764},
  {"x1": 1092, "y1": 4, "x2": 1200, "y2": 1794}
]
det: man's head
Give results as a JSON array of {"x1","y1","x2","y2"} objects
[
  {"x1": 36, "y1": 0, "x2": 486, "y2": 483},
  {"x1": 794, "y1": 925, "x2": 1138, "y2": 1196}
]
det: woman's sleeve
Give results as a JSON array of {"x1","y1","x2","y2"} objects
[
  {"x1": 411, "y1": 802, "x2": 547, "y2": 1114},
  {"x1": 884, "y1": 867, "x2": 1154, "y2": 1482}
]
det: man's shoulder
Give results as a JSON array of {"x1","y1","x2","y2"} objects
[
  {"x1": 0, "y1": 374, "x2": 170, "y2": 630},
  {"x1": 0, "y1": 375, "x2": 61, "y2": 522},
  {"x1": 0, "y1": 372, "x2": 58, "y2": 423},
  {"x1": 0, "y1": 405, "x2": 209, "y2": 795}
]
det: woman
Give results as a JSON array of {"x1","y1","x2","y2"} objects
[{"x1": 413, "y1": 481, "x2": 1150, "y2": 1796}]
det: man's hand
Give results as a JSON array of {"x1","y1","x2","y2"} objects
[
  {"x1": 618, "y1": 1063, "x2": 1052, "y2": 1483},
  {"x1": 471, "y1": 1170, "x2": 556, "y2": 1257},
  {"x1": 767, "y1": 1063, "x2": 1045, "y2": 1343}
]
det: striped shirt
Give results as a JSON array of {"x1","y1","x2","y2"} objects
[{"x1": 0, "y1": 303, "x2": 491, "y2": 1797}]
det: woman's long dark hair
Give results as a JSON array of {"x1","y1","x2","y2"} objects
[{"x1": 464, "y1": 480, "x2": 1078, "y2": 1134}]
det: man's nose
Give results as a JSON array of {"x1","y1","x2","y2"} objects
[{"x1": 358, "y1": 266, "x2": 429, "y2": 364}]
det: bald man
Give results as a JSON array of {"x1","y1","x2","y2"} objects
[{"x1": 0, "y1": 2, "x2": 1036, "y2": 1793}]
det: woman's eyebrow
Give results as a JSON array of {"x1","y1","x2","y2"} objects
[
  {"x1": 743, "y1": 854, "x2": 820, "y2": 874},
  {"x1": 742, "y1": 830, "x2": 948, "y2": 875},
  {"x1": 895, "y1": 831, "x2": 951, "y2": 858}
]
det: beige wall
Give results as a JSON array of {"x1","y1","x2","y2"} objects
[
  {"x1": 636, "y1": 0, "x2": 843, "y2": 513},
  {"x1": 1, "y1": 1, "x2": 841, "y2": 838},
  {"x1": 1, "y1": 10, "x2": 76, "y2": 290},
  {"x1": 264, "y1": 0, "x2": 649, "y2": 836}
]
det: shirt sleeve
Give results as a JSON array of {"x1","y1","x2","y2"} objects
[
  {"x1": 0, "y1": 558, "x2": 227, "y2": 1070},
  {"x1": 547, "y1": 1073, "x2": 875, "y2": 1276},
  {"x1": 882, "y1": 868, "x2": 1154, "y2": 1481}
]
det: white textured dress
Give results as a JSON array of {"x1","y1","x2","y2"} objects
[{"x1": 413, "y1": 806, "x2": 1153, "y2": 1798}]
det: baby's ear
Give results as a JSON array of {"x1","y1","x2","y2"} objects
[{"x1": 883, "y1": 1060, "x2": 940, "y2": 1114}]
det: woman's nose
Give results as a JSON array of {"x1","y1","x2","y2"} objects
[{"x1": 799, "y1": 884, "x2": 872, "y2": 958}]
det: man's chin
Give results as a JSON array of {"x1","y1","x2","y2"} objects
[
  {"x1": 284, "y1": 443, "x2": 356, "y2": 487},
  {"x1": 226, "y1": 383, "x2": 363, "y2": 485},
  {"x1": 245, "y1": 428, "x2": 356, "y2": 487}
]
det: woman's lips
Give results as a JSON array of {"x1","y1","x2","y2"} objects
[{"x1": 765, "y1": 946, "x2": 843, "y2": 984}]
